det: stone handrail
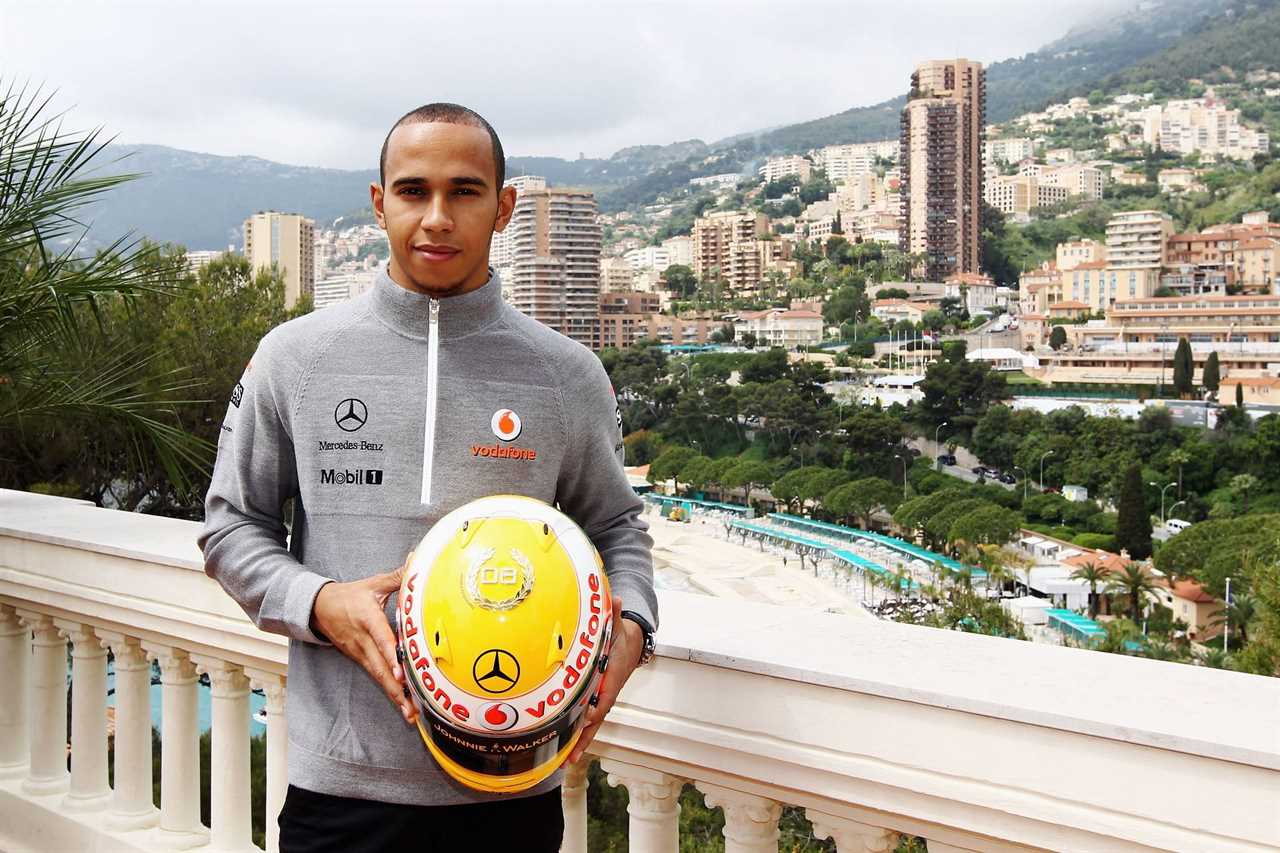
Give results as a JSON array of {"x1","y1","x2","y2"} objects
[{"x1": 1, "y1": 488, "x2": 1278, "y2": 852}]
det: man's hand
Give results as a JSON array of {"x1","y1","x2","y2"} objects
[
  {"x1": 568, "y1": 595, "x2": 644, "y2": 765},
  {"x1": 311, "y1": 555, "x2": 417, "y2": 725}
]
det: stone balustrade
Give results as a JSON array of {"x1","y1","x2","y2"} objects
[{"x1": 2, "y1": 488, "x2": 1278, "y2": 853}]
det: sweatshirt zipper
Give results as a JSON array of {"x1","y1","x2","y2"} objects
[{"x1": 420, "y1": 298, "x2": 441, "y2": 505}]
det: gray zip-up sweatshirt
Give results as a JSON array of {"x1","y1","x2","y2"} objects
[{"x1": 198, "y1": 266, "x2": 656, "y2": 805}]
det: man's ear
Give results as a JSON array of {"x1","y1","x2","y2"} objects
[
  {"x1": 370, "y1": 182, "x2": 386, "y2": 230},
  {"x1": 493, "y1": 184, "x2": 517, "y2": 233}
]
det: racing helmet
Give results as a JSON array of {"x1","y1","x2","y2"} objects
[{"x1": 396, "y1": 495, "x2": 613, "y2": 793}]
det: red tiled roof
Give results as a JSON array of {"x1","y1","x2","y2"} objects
[{"x1": 1170, "y1": 579, "x2": 1216, "y2": 604}]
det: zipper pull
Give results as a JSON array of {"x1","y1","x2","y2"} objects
[{"x1": 429, "y1": 298, "x2": 440, "y2": 324}]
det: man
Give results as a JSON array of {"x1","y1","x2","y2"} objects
[{"x1": 199, "y1": 103, "x2": 657, "y2": 852}]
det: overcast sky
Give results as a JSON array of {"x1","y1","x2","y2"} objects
[{"x1": 3, "y1": 0, "x2": 1122, "y2": 170}]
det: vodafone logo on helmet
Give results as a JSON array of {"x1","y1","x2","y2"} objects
[
  {"x1": 478, "y1": 702, "x2": 519, "y2": 731},
  {"x1": 491, "y1": 409, "x2": 522, "y2": 442}
]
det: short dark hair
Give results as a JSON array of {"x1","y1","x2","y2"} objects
[{"x1": 379, "y1": 103, "x2": 505, "y2": 190}]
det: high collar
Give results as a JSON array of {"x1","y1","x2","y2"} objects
[{"x1": 370, "y1": 264, "x2": 506, "y2": 340}]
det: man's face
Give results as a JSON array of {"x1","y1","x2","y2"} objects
[{"x1": 372, "y1": 121, "x2": 516, "y2": 297}]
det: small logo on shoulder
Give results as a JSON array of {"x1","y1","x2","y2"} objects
[{"x1": 230, "y1": 382, "x2": 244, "y2": 408}]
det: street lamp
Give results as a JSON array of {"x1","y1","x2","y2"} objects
[
  {"x1": 1224, "y1": 576, "x2": 1232, "y2": 653},
  {"x1": 1039, "y1": 450, "x2": 1055, "y2": 491},
  {"x1": 1013, "y1": 465, "x2": 1028, "y2": 503},
  {"x1": 934, "y1": 421, "x2": 949, "y2": 456},
  {"x1": 1149, "y1": 480, "x2": 1176, "y2": 525},
  {"x1": 1167, "y1": 499, "x2": 1187, "y2": 523},
  {"x1": 894, "y1": 452, "x2": 909, "y2": 498}
]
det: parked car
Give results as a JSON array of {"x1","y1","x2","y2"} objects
[
  {"x1": 997, "y1": 472, "x2": 1017, "y2": 485},
  {"x1": 972, "y1": 466, "x2": 990, "y2": 477},
  {"x1": 906, "y1": 447, "x2": 922, "y2": 457},
  {"x1": 938, "y1": 453, "x2": 957, "y2": 466},
  {"x1": 1166, "y1": 518, "x2": 1192, "y2": 533}
]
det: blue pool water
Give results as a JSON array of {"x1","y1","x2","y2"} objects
[{"x1": 104, "y1": 663, "x2": 268, "y2": 736}]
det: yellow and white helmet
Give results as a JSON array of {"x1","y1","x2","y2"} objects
[{"x1": 396, "y1": 495, "x2": 613, "y2": 793}]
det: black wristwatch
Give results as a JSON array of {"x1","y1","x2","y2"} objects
[{"x1": 619, "y1": 610, "x2": 657, "y2": 667}]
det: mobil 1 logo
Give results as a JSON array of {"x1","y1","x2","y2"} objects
[{"x1": 320, "y1": 468, "x2": 384, "y2": 486}]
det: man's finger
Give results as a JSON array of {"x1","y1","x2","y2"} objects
[
  {"x1": 356, "y1": 632, "x2": 416, "y2": 722},
  {"x1": 569, "y1": 721, "x2": 599, "y2": 765},
  {"x1": 370, "y1": 564, "x2": 405, "y2": 597},
  {"x1": 365, "y1": 606, "x2": 406, "y2": 684}
]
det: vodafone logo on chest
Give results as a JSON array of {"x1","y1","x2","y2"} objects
[{"x1": 491, "y1": 409, "x2": 522, "y2": 441}]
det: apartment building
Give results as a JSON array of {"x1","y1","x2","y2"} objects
[
  {"x1": 983, "y1": 137, "x2": 1035, "y2": 164},
  {"x1": 759, "y1": 155, "x2": 813, "y2": 184},
  {"x1": 900, "y1": 59, "x2": 985, "y2": 281},
  {"x1": 312, "y1": 272, "x2": 376, "y2": 311},
  {"x1": 503, "y1": 178, "x2": 603, "y2": 349},
  {"x1": 242, "y1": 211, "x2": 316, "y2": 308},
  {"x1": 815, "y1": 141, "x2": 897, "y2": 182},
  {"x1": 692, "y1": 210, "x2": 774, "y2": 293},
  {"x1": 871, "y1": 299, "x2": 940, "y2": 324},
  {"x1": 598, "y1": 292, "x2": 713, "y2": 349},
  {"x1": 944, "y1": 272, "x2": 997, "y2": 315},
  {"x1": 734, "y1": 308, "x2": 824, "y2": 348},
  {"x1": 600, "y1": 256, "x2": 637, "y2": 292},
  {"x1": 1167, "y1": 214, "x2": 1280, "y2": 294},
  {"x1": 1043, "y1": 294, "x2": 1280, "y2": 382},
  {"x1": 1056, "y1": 239, "x2": 1105, "y2": 271},
  {"x1": 1038, "y1": 163, "x2": 1104, "y2": 200},
  {"x1": 1106, "y1": 210, "x2": 1173, "y2": 271},
  {"x1": 983, "y1": 174, "x2": 1070, "y2": 218}
]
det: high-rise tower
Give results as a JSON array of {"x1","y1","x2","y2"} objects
[{"x1": 899, "y1": 59, "x2": 986, "y2": 281}]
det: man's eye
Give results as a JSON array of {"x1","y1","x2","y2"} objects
[
  {"x1": 399, "y1": 187, "x2": 423, "y2": 196},
  {"x1": 454, "y1": 188, "x2": 477, "y2": 196}
]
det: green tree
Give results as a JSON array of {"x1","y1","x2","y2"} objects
[
  {"x1": 1202, "y1": 351, "x2": 1221, "y2": 393},
  {"x1": 1231, "y1": 473, "x2": 1259, "y2": 515},
  {"x1": 648, "y1": 447, "x2": 697, "y2": 494},
  {"x1": 1172, "y1": 337, "x2": 1194, "y2": 397},
  {"x1": 1070, "y1": 562, "x2": 1108, "y2": 619},
  {"x1": 798, "y1": 467, "x2": 852, "y2": 512},
  {"x1": 1114, "y1": 463, "x2": 1153, "y2": 560},
  {"x1": 770, "y1": 465, "x2": 825, "y2": 513},
  {"x1": 1237, "y1": 381, "x2": 1245, "y2": 408},
  {"x1": 661, "y1": 264, "x2": 698, "y2": 297},
  {"x1": 678, "y1": 455, "x2": 715, "y2": 492},
  {"x1": 824, "y1": 476, "x2": 901, "y2": 528},
  {"x1": 0, "y1": 86, "x2": 211, "y2": 506},
  {"x1": 1049, "y1": 325, "x2": 1067, "y2": 350},
  {"x1": 947, "y1": 504, "x2": 1022, "y2": 548},
  {"x1": 1210, "y1": 592, "x2": 1257, "y2": 647},
  {"x1": 1107, "y1": 563, "x2": 1160, "y2": 623},
  {"x1": 723, "y1": 460, "x2": 774, "y2": 504}
]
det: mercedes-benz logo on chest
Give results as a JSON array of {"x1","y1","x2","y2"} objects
[{"x1": 334, "y1": 398, "x2": 368, "y2": 432}]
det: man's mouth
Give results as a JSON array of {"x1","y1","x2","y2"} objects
[{"x1": 413, "y1": 244, "x2": 460, "y2": 262}]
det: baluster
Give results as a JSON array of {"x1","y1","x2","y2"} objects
[
  {"x1": 0, "y1": 605, "x2": 30, "y2": 779},
  {"x1": 600, "y1": 759, "x2": 683, "y2": 853},
  {"x1": 56, "y1": 620, "x2": 111, "y2": 811},
  {"x1": 144, "y1": 643, "x2": 207, "y2": 848},
  {"x1": 697, "y1": 783, "x2": 782, "y2": 853},
  {"x1": 18, "y1": 611, "x2": 69, "y2": 795},
  {"x1": 247, "y1": 669, "x2": 287, "y2": 853},
  {"x1": 98, "y1": 632, "x2": 158, "y2": 830},
  {"x1": 194, "y1": 656, "x2": 252, "y2": 852},
  {"x1": 559, "y1": 757, "x2": 590, "y2": 853},
  {"x1": 807, "y1": 810, "x2": 900, "y2": 852}
]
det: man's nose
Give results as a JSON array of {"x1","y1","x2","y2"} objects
[{"x1": 419, "y1": 195, "x2": 454, "y2": 232}]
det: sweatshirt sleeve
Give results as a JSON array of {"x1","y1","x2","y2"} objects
[
  {"x1": 197, "y1": 331, "x2": 332, "y2": 644},
  {"x1": 555, "y1": 356, "x2": 659, "y2": 631}
]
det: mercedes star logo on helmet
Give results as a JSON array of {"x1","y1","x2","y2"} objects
[
  {"x1": 334, "y1": 398, "x2": 368, "y2": 432},
  {"x1": 472, "y1": 649, "x2": 520, "y2": 694}
]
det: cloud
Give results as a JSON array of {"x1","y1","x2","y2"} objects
[{"x1": 1, "y1": 0, "x2": 1117, "y2": 168}]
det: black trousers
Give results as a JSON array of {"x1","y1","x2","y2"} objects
[{"x1": 279, "y1": 784, "x2": 565, "y2": 852}]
